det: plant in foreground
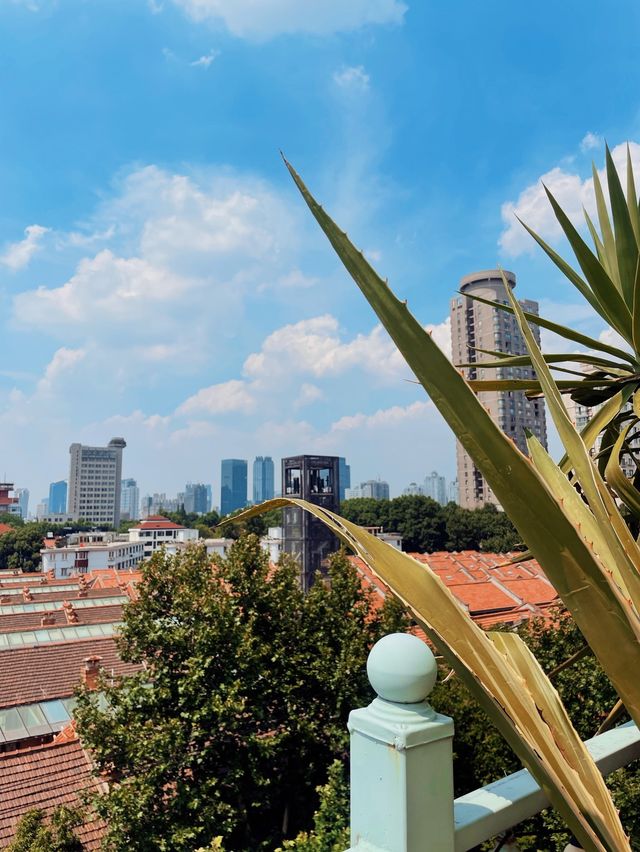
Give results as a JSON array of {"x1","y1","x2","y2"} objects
[{"x1": 235, "y1": 148, "x2": 640, "y2": 851}]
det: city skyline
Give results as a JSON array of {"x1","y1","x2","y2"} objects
[{"x1": 1, "y1": 1, "x2": 637, "y2": 505}]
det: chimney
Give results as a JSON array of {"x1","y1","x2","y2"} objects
[
  {"x1": 39, "y1": 575, "x2": 48, "y2": 585},
  {"x1": 40, "y1": 612, "x2": 56, "y2": 626},
  {"x1": 77, "y1": 589, "x2": 88, "y2": 598},
  {"x1": 47, "y1": 569, "x2": 55, "y2": 580},
  {"x1": 22, "y1": 587, "x2": 33, "y2": 602},
  {"x1": 81, "y1": 656, "x2": 103, "y2": 690},
  {"x1": 62, "y1": 601, "x2": 79, "y2": 624},
  {"x1": 0, "y1": 596, "x2": 10, "y2": 606}
]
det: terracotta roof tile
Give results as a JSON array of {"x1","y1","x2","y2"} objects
[
  {"x1": 0, "y1": 637, "x2": 139, "y2": 708},
  {"x1": 0, "y1": 739, "x2": 106, "y2": 849},
  {"x1": 0, "y1": 604, "x2": 124, "y2": 633}
]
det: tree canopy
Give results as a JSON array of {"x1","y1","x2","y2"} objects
[
  {"x1": 339, "y1": 495, "x2": 521, "y2": 553},
  {"x1": 75, "y1": 536, "x2": 408, "y2": 851}
]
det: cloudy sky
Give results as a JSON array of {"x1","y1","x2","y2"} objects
[{"x1": 1, "y1": 0, "x2": 639, "y2": 508}]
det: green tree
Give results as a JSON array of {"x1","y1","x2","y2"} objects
[
  {"x1": 8, "y1": 806, "x2": 83, "y2": 852},
  {"x1": 0, "y1": 512, "x2": 24, "y2": 528},
  {"x1": 75, "y1": 537, "x2": 408, "y2": 851}
]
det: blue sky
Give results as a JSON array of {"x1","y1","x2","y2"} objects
[{"x1": 1, "y1": 0, "x2": 640, "y2": 508}]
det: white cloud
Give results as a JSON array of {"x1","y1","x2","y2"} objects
[
  {"x1": 580, "y1": 132, "x2": 603, "y2": 153},
  {"x1": 295, "y1": 382, "x2": 324, "y2": 408},
  {"x1": 190, "y1": 49, "x2": 219, "y2": 68},
  {"x1": 170, "y1": 0, "x2": 406, "y2": 39},
  {"x1": 176, "y1": 379, "x2": 256, "y2": 415},
  {"x1": 36, "y1": 347, "x2": 86, "y2": 395},
  {"x1": 0, "y1": 224, "x2": 49, "y2": 270},
  {"x1": 499, "y1": 141, "x2": 640, "y2": 256},
  {"x1": 333, "y1": 65, "x2": 370, "y2": 90},
  {"x1": 14, "y1": 250, "x2": 194, "y2": 331},
  {"x1": 148, "y1": 0, "x2": 164, "y2": 12},
  {"x1": 331, "y1": 400, "x2": 432, "y2": 432}
]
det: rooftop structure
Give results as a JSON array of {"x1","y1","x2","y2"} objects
[{"x1": 282, "y1": 455, "x2": 341, "y2": 591}]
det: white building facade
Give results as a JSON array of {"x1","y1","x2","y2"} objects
[
  {"x1": 68, "y1": 437, "x2": 127, "y2": 527},
  {"x1": 41, "y1": 540, "x2": 145, "y2": 578}
]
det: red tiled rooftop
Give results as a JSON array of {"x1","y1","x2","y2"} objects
[
  {"x1": 0, "y1": 603, "x2": 124, "y2": 633},
  {"x1": 500, "y1": 578, "x2": 558, "y2": 606},
  {"x1": 0, "y1": 636, "x2": 140, "y2": 708},
  {"x1": 132, "y1": 515, "x2": 183, "y2": 530},
  {"x1": 0, "y1": 738, "x2": 106, "y2": 849},
  {"x1": 449, "y1": 581, "x2": 519, "y2": 614},
  {"x1": 0, "y1": 525, "x2": 13, "y2": 537}
]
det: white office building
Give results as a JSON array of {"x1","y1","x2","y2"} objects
[{"x1": 68, "y1": 437, "x2": 127, "y2": 527}]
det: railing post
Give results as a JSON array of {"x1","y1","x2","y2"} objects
[{"x1": 346, "y1": 633, "x2": 455, "y2": 852}]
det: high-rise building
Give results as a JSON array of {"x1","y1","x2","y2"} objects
[
  {"x1": 35, "y1": 499, "x2": 49, "y2": 519},
  {"x1": 451, "y1": 270, "x2": 547, "y2": 509},
  {"x1": 345, "y1": 480, "x2": 390, "y2": 500},
  {"x1": 448, "y1": 479, "x2": 459, "y2": 504},
  {"x1": 338, "y1": 457, "x2": 351, "y2": 503},
  {"x1": 120, "y1": 478, "x2": 140, "y2": 521},
  {"x1": 220, "y1": 459, "x2": 248, "y2": 516},
  {"x1": 48, "y1": 480, "x2": 68, "y2": 515},
  {"x1": 253, "y1": 456, "x2": 275, "y2": 504},
  {"x1": 15, "y1": 488, "x2": 29, "y2": 519},
  {"x1": 423, "y1": 471, "x2": 447, "y2": 506},
  {"x1": 282, "y1": 455, "x2": 340, "y2": 591},
  {"x1": 205, "y1": 484, "x2": 213, "y2": 513},
  {"x1": 403, "y1": 482, "x2": 425, "y2": 496},
  {"x1": 0, "y1": 483, "x2": 22, "y2": 518},
  {"x1": 68, "y1": 437, "x2": 126, "y2": 527},
  {"x1": 185, "y1": 482, "x2": 208, "y2": 515}
]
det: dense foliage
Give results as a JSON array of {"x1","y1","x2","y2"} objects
[
  {"x1": 8, "y1": 806, "x2": 83, "y2": 852},
  {"x1": 0, "y1": 519, "x2": 100, "y2": 572},
  {"x1": 285, "y1": 610, "x2": 640, "y2": 851},
  {"x1": 75, "y1": 536, "x2": 408, "y2": 851},
  {"x1": 340, "y1": 496, "x2": 521, "y2": 553}
]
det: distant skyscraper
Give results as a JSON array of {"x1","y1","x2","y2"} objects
[
  {"x1": 220, "y1": 459, "x2": 248, "y2": 516},
  {"x1": 35, "y1": 499, "x2": 49, "y2": 519},
  {"x1": 448, "y1": 479, "x2": 459, "y2": 504},
  {"x1": 15, "y1": 488, "x2": 29, "y2": 519},
  {"x1": 120, "y1": 478, "x2": 140, "y2": 521},
  {"x1": 362, "y1": 480, "x2": 390, "y2": 500},
  {"x1": 48, "y1": 480, "x2": 68, "y2": 515},
  {"x1": 338, "y1": 457, "x2": 351, "y2": 503},
  {"x1": 423, "y1": 471, "x2": 447, "y2": 506},
  {"x1": 282, "y1": 455, "x2": 340, "y2": 591},
  {"x1": 403, "y1": 482, "x2": 425, "y2": 496},
  {"x1": 185, "y1": 482, "x2": 208, "y2": 514},
  {"x1": 205, "y1": 484, "x2": 213, "y2": 513},
  {"x1": 253, "y1": 456, "x2": 275, "y2": 503},
  {"x1": 451, "y1": 270, "x2": 547, "y2": 509},
  {"x1": 68, "y1": 437, "x2": 126, "y2": 527}
]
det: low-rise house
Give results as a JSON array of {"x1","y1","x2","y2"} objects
[
  {"x1": 128, "y1": 515, "x2": 198, "y2": 557},
  {"x1": 41, "y1": 540, "x2": 145, "y2": 578}
]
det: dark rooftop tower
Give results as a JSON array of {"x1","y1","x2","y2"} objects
[{"x1": 281, "y1": 455, "x2": 340, "y2": 592}]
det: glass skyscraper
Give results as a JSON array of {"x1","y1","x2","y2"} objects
[
  {"x1": 338, "y1": 457, "x2": 350, "y2": 503},
  {"x1": 48, "y1": 480, "x2": 68, "y2": 515},
  {"x1": 220, "y1": 459, "x2": 248, "y2": 516},
  {"x1": 253, "y1": 456, "x2": 275, "y2": 504}
]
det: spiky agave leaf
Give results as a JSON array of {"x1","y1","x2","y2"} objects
[
  {"x1": 281, "y1": 153, "x2": 640, "y2": 726},
  {"x1": 228, "y1": 499, "x2": 630, "y2": 852}
]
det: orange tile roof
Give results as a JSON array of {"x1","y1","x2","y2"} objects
[
  {"x1": 0, "y1": 738, "x2": 106, "y2": 849},
  {"x1": 349, "y1": 550, "x2": 559, "y2": 629},
  {"x1": 0, "y1": 637, "x2": 140, "y2": 708},
  {"x1": 0, "y1": 524, "x2": 13, "y2": 537}
]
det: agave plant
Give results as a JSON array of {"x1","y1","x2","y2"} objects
[{"x1": 232, "y1": 149, "x2": 640, "y2": 850}]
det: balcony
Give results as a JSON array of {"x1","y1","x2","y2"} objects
[{"x1": 345, "y1": 634, "x2": 640, "y2": 852}]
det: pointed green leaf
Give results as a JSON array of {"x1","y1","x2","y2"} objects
[
  {"x1": 584, "y1": 207, "x2": 608, "y2": 266},
  {"x1": 626, "y1": 144, "x2": 640, "y2": 246},
  {"x1": 544, "y1": 184, "x2": 633, "y2": 339},
  {"x1": 605, "y1": 422, "x2": 640, "y2": 517},
  {"x1": 592, "y1": 164, "x2": 620, "y2": 289},
  {"x1": 463, "y1": 292, "x2": 637, "y2": 364},
  {"x1": 283, "y1": 158, "x2": 640, "y2": 734},
  {"x1": 606, "y1": 144, "x2": 638, "y2": 307}
]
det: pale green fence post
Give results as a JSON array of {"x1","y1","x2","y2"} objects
[{"x1": 346, "y1": 633, "x2": 455, "y2": 852}]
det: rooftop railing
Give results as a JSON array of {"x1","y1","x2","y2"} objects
[{"x1": 346, "y1": 633, "x2": 640, "y2": 852}]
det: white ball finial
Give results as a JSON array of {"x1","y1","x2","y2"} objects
[{"x1": 367, "y1": 633, "x2": 437, "y2": 704}]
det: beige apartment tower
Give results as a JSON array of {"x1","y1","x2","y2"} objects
[
  {"x1": 451, "y1": 270, "x2": 547, "y2": 509},
  {"x1": 68, "y1": 437, "x2": 126, "y2": 527}
]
